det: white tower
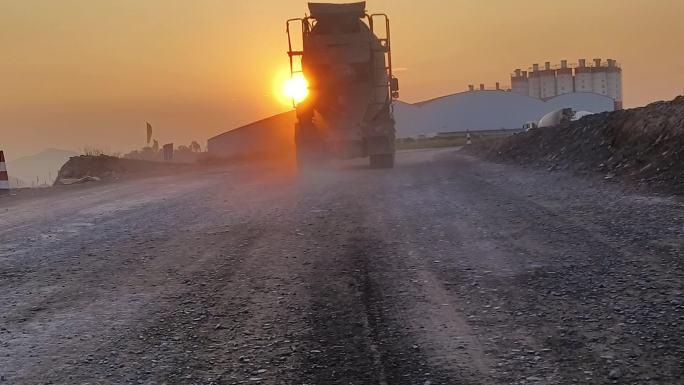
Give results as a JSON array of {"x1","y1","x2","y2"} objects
[
  {"x1": 574, "y1": 58, "x2": 593, "y2": 93},
  {"x1": 556, "y1": 60, "x2": 574, "y2": 95},
  {"x1": 511, "y1": 69, "x2": 529, "y2": 96},
  {"x1": 605, "y1": 59, "x2": 623, "y2": 109},
  {"x1": 591, "y1": 58, "x2": 608, "y2": 96},
  {"x1": 539, "y1": 61, "x2": 557, "y2": 99},
  {"x1": 528, "y1": 63, "x2": 541, "y2": 99}
]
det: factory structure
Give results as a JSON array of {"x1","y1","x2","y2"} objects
[
  {"x1": 207, "y1": 111, "x2": 295, "y2": 158},
  {"x1": 208, "y1": 58, "x2": 624, "y2": 157},
  {"x1": 391, "y1": 58, "x2": 623, "y2": 138},
  {"x1": 510, "y1": 58, "x2": 623, "y2": 110}
]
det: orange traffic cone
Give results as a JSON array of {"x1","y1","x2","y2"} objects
[{"x1": 0, "y1": 150, "x2": 9, "y2": 194}]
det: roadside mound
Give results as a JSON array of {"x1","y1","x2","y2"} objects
[
  {"x1": 477, "y1": 96, "x2": 684, "y2": 194},
  {"x1": 56, "y1": 155, "x2": 191, "y2": 184}
]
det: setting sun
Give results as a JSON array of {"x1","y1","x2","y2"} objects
[{"x1": 283, "y1": 73, "x2": 309, "y2": 105}]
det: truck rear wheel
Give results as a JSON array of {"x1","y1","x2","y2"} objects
[
  {"x1": 296, "y1": 143, "x2": 327, "y2": 169},
  {"x1": 295, "y1": 123, "x2": 327, "y2": 169},
  {"x1": 369, "y1": 153, "x2": 395, "y2": 169}
]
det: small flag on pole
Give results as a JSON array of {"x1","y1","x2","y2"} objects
[{"x1": 146, "y1": 122, "x2": 153, "y2": 144}]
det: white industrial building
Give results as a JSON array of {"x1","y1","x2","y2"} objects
[
  {"x1": 393, "y1": 91, "x2": 615, "y2": 137},
  {"x1": 208, "y1": 57, "x2": 623, "y2": 156},
  {"x1": 207, "y1": 112, "x2": 295, "y2": 158},
  {"x1": 511, "y1": 58, "x2": 623, "y2": 109},
  {"x1": 208, "y1": 90, "x2": 616, "y2": 157}
]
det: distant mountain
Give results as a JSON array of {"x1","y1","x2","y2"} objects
[{"x1": 7, "y1": 148, "x2": 78, "y2": 186}]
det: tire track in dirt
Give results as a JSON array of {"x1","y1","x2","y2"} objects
[{"x1": 292, "y1": 173, "x2": 466, "y2": 384}]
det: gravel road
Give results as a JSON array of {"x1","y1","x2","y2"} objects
[{"x1": 1, "y1": 148, "x2": 682, "y2": 384}]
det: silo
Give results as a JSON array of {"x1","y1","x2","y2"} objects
[
  {"x1": 528, "y1": 63, "x2": 541, "y2": 99},
  {"x1": 556, "y1": 60, "x2": 574, "y2": 95},
  {"x1": 539, "y1": 62, "x2": 557, "y2": 99},
  {"x1": 591, "y1": 58, "x2": 608, "y2": 96},
  {"x1": 606, "y1": 59, "x2": 623, "y2": 109},
  {"x1": 511, "y1": 69, "x2": 529, "y2": 96},
  {"x1": 574, "y1": 58, "x2": 593, "y2": 92}
]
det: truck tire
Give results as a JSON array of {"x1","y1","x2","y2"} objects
[
  {"x1": 296, "y1": 142, "x2": 326, "y2": 169},
  {"x1": 295, "y1": 123, "x2": 327, "y2": 169},
  {"x1": 369, "y1": 153, "x2": 394, "y2": 169}
]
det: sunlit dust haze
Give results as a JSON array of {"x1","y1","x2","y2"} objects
[{"x1": 2, "y1": 0, "x2": 683, "y2": 159}]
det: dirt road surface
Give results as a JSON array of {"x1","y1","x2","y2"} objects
[{"x1": 1, "y1": 149, "x2": 682, "y2": 384}]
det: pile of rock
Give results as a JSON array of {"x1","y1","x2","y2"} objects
[
  {"x1": 56, "y1": 155, "x2": 189, "y2": 185},
  {"x1": 483, "y1": 96, "x2": 684, "y2": 194}
]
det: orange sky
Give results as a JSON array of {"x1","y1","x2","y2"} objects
[{"x1": 2, "y1": 0, "x2": 683, "y2": 159}]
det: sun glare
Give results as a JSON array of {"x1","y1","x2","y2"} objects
[{"x1": 283, "y1": 73, "x2": 309, "y2": 105}]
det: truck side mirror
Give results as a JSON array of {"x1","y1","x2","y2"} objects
[{"x1": 390, "y1": 77, "x2": 399, "y2": 92}]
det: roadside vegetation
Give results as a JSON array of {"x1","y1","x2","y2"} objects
[
  {"x1": 80, "y1": 146, "x2": 121, "y2": 158},
  {"x1": 396, "y1": 131, "x2": 518, "y2": 150}
]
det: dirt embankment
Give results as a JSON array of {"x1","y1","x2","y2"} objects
[
  {"x1": 474, "y1": 96, "x2": 684, "y2": 195},
  {"x1": 56, "y1": 155, "x2": 193, "y2": 183}
]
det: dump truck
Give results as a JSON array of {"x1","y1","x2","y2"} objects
[{"x1": 287, "y1": 2, "x2": 399, "y2": 168}]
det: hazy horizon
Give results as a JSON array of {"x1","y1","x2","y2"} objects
[{"x1": 2, "y1": 0, "x2": 683, "y2": 160}]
